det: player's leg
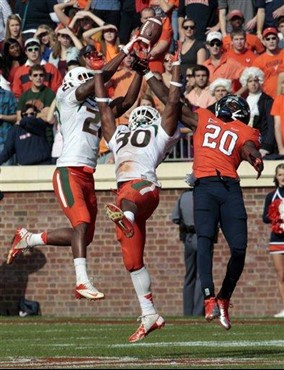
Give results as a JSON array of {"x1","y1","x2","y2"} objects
[
  {"x1": 193, "y1": 180, "x2": 220, "y2": 321},
  {"x1": 54, "y1": 167, "x2": 103, "y2": 300},
  {"x1": 111, "y1": 180, "x2": 163, "y2": 342},
  {"x1": 218, "y1": 181, "x2": 247, "y2": 329}
]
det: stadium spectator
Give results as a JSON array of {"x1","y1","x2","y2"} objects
[
  {"x1": 1, "y1": 38, "x2": 26, "y2": 87},
  {"x1": 162, "y1": 52, "x2": 173, "y2": 88},
  {"x1": 207, "y1": 78, "x2": 231, "y2": 114},
  {"x1": 3, "y1": 14, "x2": 24, "y2": 48},
  {"x1": 185, "y1": 65, "x2": 216, "y2": 109},
  {"x1": 48, "y1": 27, "x2": 82, "y2": 77},
  {"x1": 53, "y1": 0, "x2": 82, "y2": 29},
  {"x1": 225, "y1": 30, "x2": 258, "y2": 68},
  {"x1": 240, "y1": 67, "x2": 276, "y2": 158},
  {"x1": 218, "y1": 0, "x2": 256, "y2": 37},
  {"x1": 12, "y1": 38, "x2": 62, "y2": 98},
  {"x1": 34, "y1": 25, "x2": 56, "y2": 62},
  {"x1": 184, "y1": 67, "x2": 195, "y2": 96},
  {"x1": 0, "y1": 103, "x2": 52, "y2": 166},
  {"x1": 203, "y1": 31, "x2": 245, "y2": 94},
  {"x1": 16, "y1": 64, "x2": 55, "y2": 147},
  {"x1": 262, "y1": 163, "x2": 284, "y2": 318},
  {"x1": 83, "y1": 24, "x2": 119, "y2": 62},
  {"x1": 178, "y1": 0, "x2": 218, "y2": 42},
  {"x1": 171, "y1": 189, "x2": 204, "y2": 316},
  {"x1": 180, "y1": 18, "x2": 206, "y2": 78},
  {"x1": 222, "y1": 10, "x2": 265, "y2": 54},
  {"x1": 0, "y1": 83, "x2": 17, "y2": 165},
  {"x1": 252, "y1": 27, "x2": 284, "y2": 99},
  {"x1": 68, "y1": 9, "x2": 105, "y2": 43}
]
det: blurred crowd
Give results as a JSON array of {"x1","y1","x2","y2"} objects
[{"x1": 0, "y1": 0, "x2": 283, "y2": 166}]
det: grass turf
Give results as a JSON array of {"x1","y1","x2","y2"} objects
[{"x1": 0, "y1": 317, "x2": 283, "y2": 369}]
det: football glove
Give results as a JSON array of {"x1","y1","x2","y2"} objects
[{"x1": 131, "y1": 54, "x2": 149, "y2": 75}]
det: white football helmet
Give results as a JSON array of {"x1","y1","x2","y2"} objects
[
  {"x1": 63, "y1": 67, "x2": 95, "y2": 87},
  {"x1": 128, "y1": 106, "x2": 161, "y2": 130}
]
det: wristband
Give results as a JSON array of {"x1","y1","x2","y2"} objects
[
  {"x1": 145, "y1": 71, "x2": 154, "y2": 81},
  {"x1": 93, "y1": 70, "x2": 103, "y2": 74},
  {"x1": 172, "y1": 61, "x2": 181, "y2": 66},
  {"x1": 95, "y1": 97, "x2": 110, "y2": 103},
  {"x1": 170, "y1": 81, "x2": 183, "y2": 87}
]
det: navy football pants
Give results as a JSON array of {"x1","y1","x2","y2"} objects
[{"x1": 193, "y1": 178, "x2": 247, "y2": 299}]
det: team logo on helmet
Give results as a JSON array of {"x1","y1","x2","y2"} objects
[
  {"x1": 128, "y1": 106, "x2": 161, "y2": 130},
  {"x1": 216, "y1": 94, "x2": 250, "y2": 124}
]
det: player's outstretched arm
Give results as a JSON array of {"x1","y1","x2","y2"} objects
[
  {"x1": 93, "y1": 71, "x2": 116, "y2": 143},
  {"x1": 102, "y1": 36, "x2": 139, "y2": 82},
  {"x1": 143, "y1": 68, "x2": 197, "y2": 130},
  {"x1": 161, "y1": 57, "x2": 182, "y2": 136},
  {"x1": 241, "y1": 141, "x2": 264, "y2": 179}
]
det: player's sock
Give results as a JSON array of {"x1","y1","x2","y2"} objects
[
  {"x1": 130, "y1": 266, "x2": 156, "y2": 316},
  {"x1": 27, "y1": 232, "x2": 47, "y2": 246},
  {"x1": 124, "y1": 211, "x2": 135, "y2": 223},
  {"x1": 74, "y1": 258, "x2": 89, "y2": 284}
]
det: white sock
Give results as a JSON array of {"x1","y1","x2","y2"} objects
[
  {"x1": 74, "y1": 258, "x2": 89, "y2": 285},
  {"x1": 124, "y1": 211, "x2": 135, "y2": 223},
  {"x1": 27, "y1": 233, "x2": 46, "y2": 247},
  {"x1": 130, "y1": 266, "x2": 156, "y2": 316}
]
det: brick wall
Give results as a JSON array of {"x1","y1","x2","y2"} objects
[{"x1": 0, "y1": 187, "x2": 279, "y2": 317}]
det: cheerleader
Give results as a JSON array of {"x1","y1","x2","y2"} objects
[{"x1": 263, "y1": 163, "x2": 284, "y2": 318}]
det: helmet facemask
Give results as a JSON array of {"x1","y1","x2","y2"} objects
[
  {"x1": 128, "y1": 106, "x2": 161, "y2": 130},
  {"x1": 216, "y1": 94, "x2": 250, "y2": 124}
]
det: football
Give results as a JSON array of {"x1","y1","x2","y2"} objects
[{"x1": 138, "y1": 16, "x2": 163, "y2": 46}]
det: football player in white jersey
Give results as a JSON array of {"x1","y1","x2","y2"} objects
[
  {"x1": 93, "y1": 54, "x2": 182, "y2": 342},
  {"x1": 6, "y1": 41, "x2": 146, "y2": 301}
]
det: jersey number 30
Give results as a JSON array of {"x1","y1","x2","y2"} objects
[{"x1": 202, "y1": 124, "x2": 238, "y2": 156}]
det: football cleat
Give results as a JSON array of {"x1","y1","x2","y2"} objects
[
  {"x1": 128, "y1": 314, "x2": 165, "y2": 343},
  {"x1": 75, "y1": 282, "x2": 105, "y2": 300},
  {"x1": 105, "y1": 203, "x2": 134, "y2": 238},
  {"x1": 7, "y1": 227, "x2": 31, "y2": 264},
  {"x1": 217, "y1": 298, "x2": 232, "y2": 330},
  {"x1": 204, "y1": 297, "x2": 220, "y2": 321},
  {"x1": 274, "y1": 309, "x2": 284, "y2": 318}
]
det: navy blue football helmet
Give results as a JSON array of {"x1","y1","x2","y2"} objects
[{"x1": 216, "y1": 94, "x2": 250, "y2": 124}]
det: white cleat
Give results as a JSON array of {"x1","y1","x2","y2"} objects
[
  {"x1": 75, "y1": 281, "x2": 105, "y2": 300},
  {"x1": 7, "y1": 227, "x2": 31, "y2": 264}
]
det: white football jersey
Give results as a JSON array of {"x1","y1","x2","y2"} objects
[
  {"x1": 108, "y1": 122, "x2": 180, "y2": 185},
  {"x1": 55, "y1": 83, "x2": 101, "y2": 169}
]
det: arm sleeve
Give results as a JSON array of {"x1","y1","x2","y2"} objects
[{"x1": 19, "y1": 117, "x2": 48, "y2": 137}]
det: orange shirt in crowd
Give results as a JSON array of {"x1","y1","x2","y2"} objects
[
  {"x1": 12, "y1": 61, "x2": 62, "y2": 98},
  {"x1": 271, "y1": 95, "x2": 284, "y2": 144},
  {"x1": 223, "y1": 33, "x2": 265, "y2": 55},
  {"x1": 203, "y1": 54, "x2": 244, "y2": 92},
  {"x1": 253, "y1": 49, "x2": 284, "y2": 99},
  {"x1": 226, "y1": 48, "x2": 257, "y2": 67},
  {"x1": 94, "y1": 42, "x2": 119, "y2": 63}
]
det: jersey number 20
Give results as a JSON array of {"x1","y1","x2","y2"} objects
[{"x1": 202, "y1": 124, "x2": 238, "y2": 156}]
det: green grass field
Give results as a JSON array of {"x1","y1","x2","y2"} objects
[{"x1": 0, "y1": 317, "x2": 283, "y2": 369}]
